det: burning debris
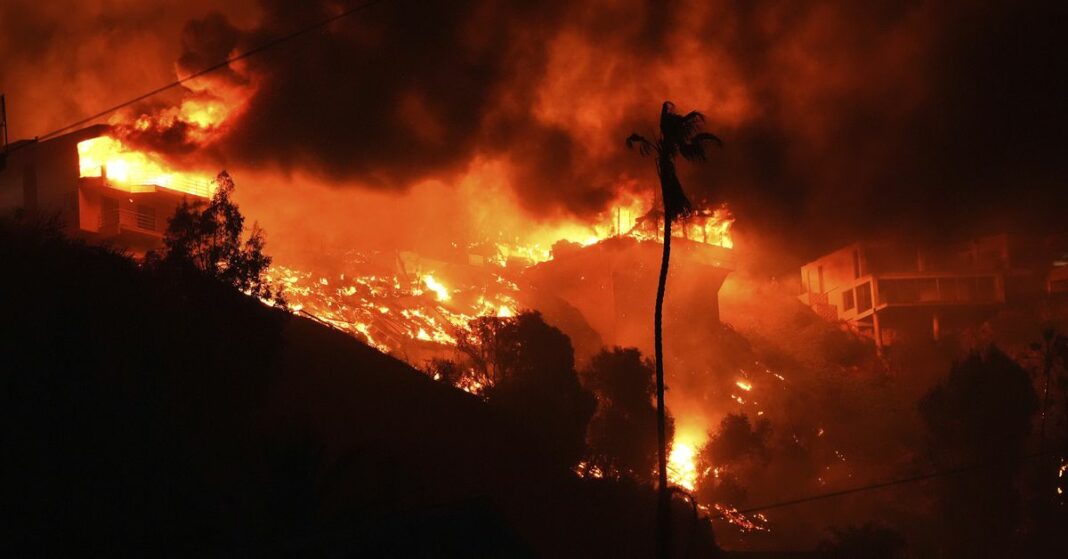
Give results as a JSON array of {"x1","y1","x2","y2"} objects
[
  {"x1": 266, "y1": 199, "x2": 734, "y2": 363},
  {"x1": 266, "y1": 256, "x2": 522, "y2": 358}
]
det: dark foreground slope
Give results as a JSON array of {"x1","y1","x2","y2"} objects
[{"x1": 0, "y1": 220, "x2": 717, "y2": 558}]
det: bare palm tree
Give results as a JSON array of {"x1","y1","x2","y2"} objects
[{"x1": 627, "y1": 101, "x2": 721, "y2": 558}]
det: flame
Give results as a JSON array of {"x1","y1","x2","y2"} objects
[
  {"x1": 488, "y1": 195, "x2": 734, "y2": 268},
  {"x1": 77, "y1": 136, "x2": 214, "y2": 197},
  {"x1": 667, "y1": 429, "x2": 706, "y2": 492},
  {"x1": 120, "y1": 89, "x2": 244, "y2": 143},
  {"x1": 422, "y1": 274, "x2": 451, "y2": 302},
  {"x1": 269, "y1": 261, "x2": 520, "y2": 355}
]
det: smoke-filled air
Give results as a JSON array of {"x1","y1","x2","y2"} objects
[{"x1": 2, "y1": 0, "x2": 1067, "y2": 557}]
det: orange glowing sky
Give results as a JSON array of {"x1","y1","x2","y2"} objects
[{"x1": 2, "y1": 0, "x2": 1066, "y2": 265}]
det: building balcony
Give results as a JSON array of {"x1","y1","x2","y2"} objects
[{"x1": 97, "y1": 207, "x2": 163, "y2": 239}]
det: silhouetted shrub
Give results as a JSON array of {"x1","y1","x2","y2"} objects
[
  {"x1": 147, "y1": 171, "x2": 282, "y2": 303},
  {"x1": 582, "y1": 347, "x2": 673, "y2": 482},
  {"x1": 817, "y1": 522, "x2": 907, "y2": 559},
  {"x1": 918, "y1": 346, "x2": 1038, "y2": 556},
  {"x1": 458, "y1": 311, "x2": 596, "y2": 469}
]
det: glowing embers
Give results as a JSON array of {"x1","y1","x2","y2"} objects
[
  {"x1": 1058, "y1": 459, "x2": 1067, "y2": 497},
  {"x1": 712, "y1": 503, "x2": 770, "y2": 533},
  {"x1": 77, "y1": 136, "x2": 213, "y2": 197},
  {"x1": 270, "y1": 260, "x2": 520, "y2": 356}
]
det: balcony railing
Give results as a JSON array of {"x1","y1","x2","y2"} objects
[
  {"x1": 82, "y1": 173, "x2": 214, "y2": 199},
  {"x1": 98, "y1": 207, "x2": 162, "y2": 238}
]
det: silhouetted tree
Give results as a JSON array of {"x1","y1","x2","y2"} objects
[
  {"x1": 706, "y1": 413, "x2": 772, "y2": 464},
  {"x1": 918, "y1": 346, "x2": 1038, "y2": 556},
  {"x1": 582, "y1": 347, "x2": 674, "y2": 482},
  {"x1": 1021, "y1": 328, "x2": 1068, "y2": 556},
  {"x1": 627, "y1": 101, "x2": 722, "y2": 556},
  {"x1": 148, "y1": 171, "x2": 281, "y2": 302},
  {"x1": 458, "y1": 311, "x2": 596, "y2": 469},
  {"x1": 695, "y1": 413, "x2": 770, "y2": 506}
]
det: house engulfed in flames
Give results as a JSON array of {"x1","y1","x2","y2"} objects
[
  {"x1": 528, "y1": 219, "x2": 735, "y2": 361},
  {"x1": 0, "y1": 124, "x2": 212, "y2": 254}
]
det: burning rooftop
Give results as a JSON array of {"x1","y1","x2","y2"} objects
[{"x1": 0, "y1": 124, "x2": 213, "y2": 254}]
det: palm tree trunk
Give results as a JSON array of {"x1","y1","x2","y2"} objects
[{"x1": 655, "y1": 214, "x2": 672, "y2": 559}]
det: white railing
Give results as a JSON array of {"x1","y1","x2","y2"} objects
[
  {"x1": 98, "y1": 207, "x2": 162, "y2": 237},
  {"x1": 126, "y1": 175, "x2": 214, "y2": 198}
]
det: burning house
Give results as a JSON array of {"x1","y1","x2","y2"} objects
[
  {"x1": 527, "y1": 224, "x2": 735, "y2": 360},
  {"x1": 799, "y1": 234, "x2": 1067, "y2": 348},
  {"x1": 0, "y1": 124, "x2": 212, "y2": 255}
]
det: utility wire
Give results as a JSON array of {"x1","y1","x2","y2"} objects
[
  {"x1": 712, "y1": 447, "x2": 1066, "y2": 520},
  {"x1": 35, "y1": 0, "x2": 391, "y2": 142}
]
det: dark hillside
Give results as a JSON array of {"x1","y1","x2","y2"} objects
[{"x1": 0, "y1": 219, "x2": 717, "y2": 557}]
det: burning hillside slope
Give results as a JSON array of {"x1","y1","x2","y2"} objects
[{"x1": 1, "y1": 219, "x2": 722, "y2": 556}]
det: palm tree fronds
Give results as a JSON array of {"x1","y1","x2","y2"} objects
[
  {"x1": 678, "y1": 132, "x2": 723, "y2": 162},
  {"x1": 680, "y1": 111, "x2": 705, "y2": 136},
  {"x1": 626, "y1": 133, "x2": 657, "y2": 156},
  {"x1": 693, "y1": 132, "x2": 723, "y2": 146}
]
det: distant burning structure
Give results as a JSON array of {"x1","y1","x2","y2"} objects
[
  {"x1": 799, "y1": 234, "x2": 1067, "y2": 348},
  {"x1": 0, "y1": 124, "x2": 212, "y2": 254},
  {"x1": 528, "y1": 230, "x2": 734, "y2": 359}
]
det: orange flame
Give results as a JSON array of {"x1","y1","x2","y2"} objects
[
  {"x1": 77, "y1": 136, "x2": 214, "y2": 198},
  {"x1": 667, "y1": 429, "x2": 706, "y2": 491}
]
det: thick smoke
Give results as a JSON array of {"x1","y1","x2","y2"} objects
[{"x1": 2, "y1": 0, "x2": 1066, "y2": 262}]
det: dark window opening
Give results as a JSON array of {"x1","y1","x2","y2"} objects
[
  {"x1": 857, "y1": 282, "x2": 873, "y2": 313},
  {"x1": 136, "y1": 205, "x2": 156, "y2": 231},
  {"x1": 101, "y1": 197, "x2": 118, "y2": 228}
]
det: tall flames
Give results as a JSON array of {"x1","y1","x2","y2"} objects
[
  {"x1": 77, "y1": 136, "x2": 215, "y2": 197},
  {"x1": 75, "y1": 90, "x2": 245, "y2": 198},
  {"x1": 668, "y1": 431, "x2": 703, "y2": 492},
  {"x1": 73, "y1": 88, "x2": 742, "y2": 527}
]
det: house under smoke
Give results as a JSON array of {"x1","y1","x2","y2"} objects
[
  {"x1": 527, "y1": 235, "x2": 734, "y2": 360},
  {"x1": 0, "y1": 124, "x2": 210, "y2": 255},
  {"x1": 799, "y1": 234, "x2": 1067, "y2": 348}
]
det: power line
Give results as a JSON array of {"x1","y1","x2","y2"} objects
[
  {"x1": 712, "y1": 447, "x2": 1065, "y2": 520},
  {"x1": 35, "y1": 0, "x2": 392, "y2": 142}
]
